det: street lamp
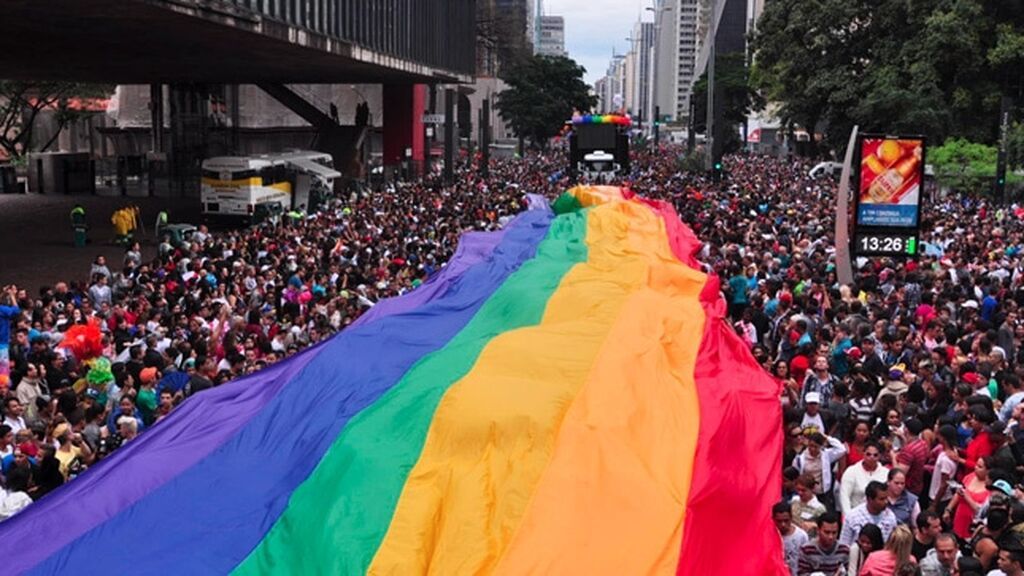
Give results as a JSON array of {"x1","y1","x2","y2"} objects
[{"x1": 646, "y1": 3, "x2": 672, "y2": 147}]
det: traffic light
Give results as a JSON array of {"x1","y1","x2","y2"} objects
[{"x1": 711, "y1": 160, "x2": 723, "y2": 182}]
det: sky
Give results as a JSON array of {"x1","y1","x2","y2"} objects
[{"x1": 542, "y1": 0, "x2": 651, "y2": 86}]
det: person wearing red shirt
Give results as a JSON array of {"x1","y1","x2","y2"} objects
[
  {"x1": 896, "y1": 418, "x2": 929, "y2": 497},
  {"x1": 964, "y1": 405, "x2": 995, "y2": 471}
]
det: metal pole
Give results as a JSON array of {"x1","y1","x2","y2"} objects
[
  {"x1": 835, "y1": 125, "x2": 858, "y2": 286},
  {"x1": 997, "y1": 96, "x2": 1012, "y2": 202},
  {"x1": 687, "y1": 97, "x2": 696, "y2": 155},
  {"x1": 443, "y1": 88, "x2": 455, "y2": 185},
  {"x1": 654, "y1": 105, "x2": 660, "y2": 148},
  {"x1": 704, "y1": 37, "x2": 715, "y2": 171},
  {"x1": 229, "y1": 84, "x2": 240, "y2": 154},
  {"x1": 481, "y1": 98, "x2": 491, "y2": 179},
  {"x1": 150, "y1": 84, "x2": 163, "y2": 153}
]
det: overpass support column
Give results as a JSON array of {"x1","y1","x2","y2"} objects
[
  {"x1": 382, "y1": 84, "x2": 425, "y2": 180},
  {"x1": 150, "y1": 84, "x2": 164, "y2": 153}
]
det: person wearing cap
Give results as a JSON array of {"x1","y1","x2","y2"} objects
[
  {"x1": 800, "y1": 392, "x2": 830, "y2": 435},
  {"x1": 53, "y1": 421, "x2": 92, "y2": 481},
  {"x1": 860, "y1": 338, "x2": 886, "y2": 381},
  {"x1": 875, "y1": 365, "x2": 910, "y2": 412},
  {"x1": 136, "y1": 367, "x2": 159, "y2": 426},
  {"x1": 839, "y1": 440, "x2": 890, "y2": 514}
]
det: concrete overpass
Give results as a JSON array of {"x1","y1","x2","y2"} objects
[
  {"x1": 0, "y1": 0, "x2": 475, "y2": 84},
  {"x1": 1, "y1": 0, "x2": 478, "y2": 187}
]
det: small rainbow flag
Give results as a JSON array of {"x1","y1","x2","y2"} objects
[
  {"x1": 571, "y1": 113, "x2": 632, "y2": 126},
  {"x1": 0, "y1": 187, "x2": 785, "y2": 575}
]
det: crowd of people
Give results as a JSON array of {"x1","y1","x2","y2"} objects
[
  {"x1": 4, "y1": 142, "x2": 1024, "y2": 575},
  {"x1": 697, "y1": 156, "x2": 1024, "y2": 575}
]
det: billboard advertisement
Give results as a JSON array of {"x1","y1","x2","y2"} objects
[{"x1": 856, "y1": 137, "x2": 924, "y2": 228}]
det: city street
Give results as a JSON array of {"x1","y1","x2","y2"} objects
[{"x1": 0, "y1": 193, "x2": 199, "y2": 292}]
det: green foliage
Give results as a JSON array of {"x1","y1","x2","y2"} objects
[
  {"x1": 691, "y1": 52, "x2": 764, "y2": 154},
  {"x1": 677, "y1": 151, "x2": 705, "y2": 173},
  {"x1": 0, "y1": 81, "x2": 114, "y2": 160},
  {"x1": 750, "y1": 0, "x2": 1024, "y2": 155},
  {"x1": 928, "y1": 137, "x2": 1021, "y2": 193},
  {"x1": 1009, "y1": 122, "x2": 1024, "y2": 169},
  {"x1": 495, "y1": 55, "x2": 597, "y2": 149}
]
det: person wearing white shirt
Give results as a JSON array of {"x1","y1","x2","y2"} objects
[
  {"x1": 794, "y1": 432, "x2": 847, "y2": 510},
  {"x1": 839, "y1": 441, "x2": 890, "y2": 514},
  {"x1": 2, "y1": 398, "x2": 26, "y2": 435},
  {"x1": 999, "y1": 374, "x2": 1024, "y2": 423}
]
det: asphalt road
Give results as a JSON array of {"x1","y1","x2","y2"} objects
[{"x1": 0, "y1": 192, "x2": 201, "y2": 294}]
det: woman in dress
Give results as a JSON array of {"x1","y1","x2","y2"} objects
[{"x1": 944, "y1": 456, "x2": 991, "y2": 540}]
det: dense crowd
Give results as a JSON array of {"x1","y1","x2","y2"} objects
[
  {"x1": 5, "y1": 143, "x2": 1024, "y2": 575},
  {"x1": 694, "y1": 155, "x2": 1024, "y2": 576}
]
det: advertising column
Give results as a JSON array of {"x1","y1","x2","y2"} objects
[{"x1": 853, "y1": 135, "x2": 925, "y2": 257}]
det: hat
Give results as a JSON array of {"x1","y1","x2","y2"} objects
[
  {"x1": 963, "y1": 372, "x2": 982, "y2": 386},
  {"x1": 889, "y1": 364, "x2": 906, "y2": 379},
  {"x1": 846, "y1": 347, "x2": 863, "y2": 361},
  {"x1": 140, "y1": 367, "x2": 158, "y2": 385},
  {"x1": 805, "y1": 392, "x2": 821, "y2": 404},
  {"x1": 992, "y1": 479, "x2": 1014, "y2": 496},
  {"x1": 18, "y1": 441, "x2": 38, "y2": 458},
  {"x1": 962, "y1": 300, "x2": 979, "y2": 309}
]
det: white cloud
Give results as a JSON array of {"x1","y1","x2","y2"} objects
[{"x1": 542, "y1": 0, "x2": 650, "y2": 84}]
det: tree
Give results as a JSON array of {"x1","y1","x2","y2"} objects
[
  {"x1": 750, "y1": 0, "x2": 873, "y2": 155},
  {"x1": 930, "y1": 138, "x2": 1002, "y2": 193},
  {"x1": 0, "y1": 81, "x2": 113, "y2": 161},
  {"x1": 1008, "y1": 122, "x2": 1024, "y2": 170},
  {"x1": 691, "y1": 52, "x2": 765, "y2": 155},
  {"x1": 750, "y1": 0, "x2": 1024, "y2": 155},
  {"x1": 495, "y1": 55, "x2": 597, "y2": 149}
]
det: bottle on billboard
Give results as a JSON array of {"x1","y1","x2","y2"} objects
[{"x1": 867, "y1": 154, "x2": 920, "y2": 203}]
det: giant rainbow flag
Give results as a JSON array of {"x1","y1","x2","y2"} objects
[{"x1": 0, "y1": 186, "x2": 785, "y2": 575}]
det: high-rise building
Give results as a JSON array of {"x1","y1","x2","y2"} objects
[
  {"x1": 594, "y1": 76, "x2": 609, "y2": 113},
  {"x1": 626, "y1": 22, "x2": 655, "y2": 126},
  {"x1": 492, "y1": 0, "x2": 535, "y2": 59},
  {"x1": 652, "y1": 0, "x2": 700, "y2": 124},
  {"x1": 536, "y1": 16, "x2": 566, "y2": 57},
  {"x1": 595, "y1": 53, "x2": 626, "y2": 113}
]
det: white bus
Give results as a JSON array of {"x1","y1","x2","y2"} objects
[{"x1": 200, "y1": 151, "x2": 340, "y2": 224}]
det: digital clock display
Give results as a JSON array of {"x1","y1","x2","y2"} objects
[{"x1": 853, "y1": 232, "x2": 918, "y2": 256}]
